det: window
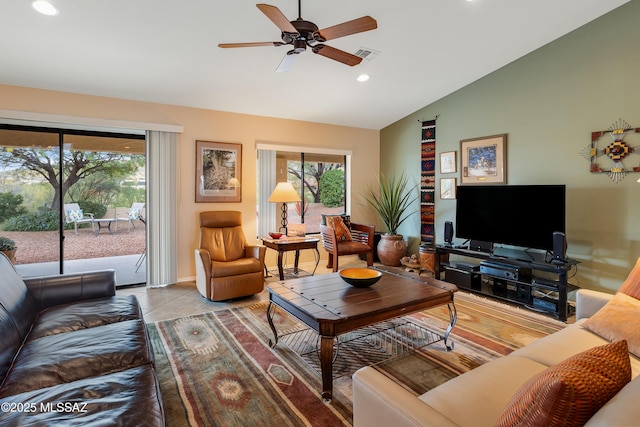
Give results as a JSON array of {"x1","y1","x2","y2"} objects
[{"x1": 257, "y1": 146, "x2": 351, "y2": 237}]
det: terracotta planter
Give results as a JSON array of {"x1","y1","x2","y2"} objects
[
  {"x1": 377, "y1": 234, "x2": 407, "y2": 266},
  {"x1": 1, "y1": 249, "x2": 16, "y2": 264}
]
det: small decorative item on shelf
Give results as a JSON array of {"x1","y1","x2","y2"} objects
[
  {"x1": 268, "y1": 232, "x2": 283, "y2": 239},
  {"x1": 339, "y1": 268, "x2": 382, "y2": 288}
]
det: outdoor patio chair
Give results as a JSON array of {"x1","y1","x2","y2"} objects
[
  {"x1": 118, "y1": 202, "x2": 145, "y2": 232},
  {"x1": 63, "y1": 203, "x2": 95, "y2": 235},
  {"x1": 195, "y1": 211, "x2": 266, "y2": 301}
]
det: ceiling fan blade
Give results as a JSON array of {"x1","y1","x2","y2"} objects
[
  {"x1": 275, "y1": 51, "x2": 298, "y2": 73},
  {"x1": 257, "y1": 4, "x2": 299, "y2": 35},
  {"x1": 218, "y1": 42, "x2": 283, "y2": 48},
  {"x1": 312, "y1": 45, "x2": 362, "y2": 66},
  {"x1": 316, "y1": 16, "x2": 377, "y2": 42}
]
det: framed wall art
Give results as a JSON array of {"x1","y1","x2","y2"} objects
[
  {"x1": 440, "y1": 178, "x2": 457, "y2": 199},
  {"x1": 195, "y1": 140, "x2": 242, "y2": 203},
  {"x1": 460, "y1": 134, "x2": 507, "y2": 184},
  {"x1": 584, "y1": 119, "x2": 640, "y2": 183},
  {"x1": 439, "y1": 151, "x2": 457, "y2": 174}
]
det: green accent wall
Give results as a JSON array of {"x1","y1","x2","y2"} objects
[{"x1": 380, "y1": 1, "x2": 640, "y2": 293}]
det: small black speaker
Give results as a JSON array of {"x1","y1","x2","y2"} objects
[
  {"x1": 552, "y1": 231, "x2": 567, "y2": 263},
  {"x1": 444, "y1": 221, "x2": 454, "y2": 245}
]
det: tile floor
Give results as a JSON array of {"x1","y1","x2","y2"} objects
[{"x1": 117, "y1": 255, "x2": 370, "y2": 323}]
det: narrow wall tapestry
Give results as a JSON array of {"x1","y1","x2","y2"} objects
[{"x1": 421, "y1": 120, "x2": 436, "y2": 243}]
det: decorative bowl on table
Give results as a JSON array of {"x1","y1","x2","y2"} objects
[
  {"x1": 269, "y1": 232, "x2": 283, "y2": 239},
  {"x1": 339, "y1": 268, "x2": 382, "y2": 288}
]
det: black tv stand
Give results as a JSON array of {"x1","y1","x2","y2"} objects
[{"x1": 435, "y1": 245, "x2": 578, "y2": 322}]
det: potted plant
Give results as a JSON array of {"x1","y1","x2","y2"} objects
[
  {"x1": 362, "y1": 172, "x2": 418, "y2": 266},
  {"x1": 0, "y1": 236, "x2": 17, "y2": 263}
]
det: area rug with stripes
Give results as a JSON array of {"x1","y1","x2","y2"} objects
[{"x1": 147, "y1": 291, "x2": 565, "y2": 426}]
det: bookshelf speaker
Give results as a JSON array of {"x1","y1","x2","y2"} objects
[
  {"x1": 444, "y1": 221, "x2": 454, "y2": 244},
  {"x1": 552, "y1": 231, "x2": 567, "y2": 263}
]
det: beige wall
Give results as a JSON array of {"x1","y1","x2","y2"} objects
[
  {"x1": 380, "y1": 1, "x2": 640, "y2": 293},
  {"x1": 0, "y1": 85, "x2": 380, "y2": 281}
]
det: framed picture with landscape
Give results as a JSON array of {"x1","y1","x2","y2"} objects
[
  {"x1": 460, "y1": 134, "x2": 507, "y2": 184},
  {"x1": 195, "y1": 140, "x2": 242, "y2": 203}
]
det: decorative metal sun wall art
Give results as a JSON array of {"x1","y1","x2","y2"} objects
[{"x1": 583, "y1": 119, "x2": 640, "y2": 183}]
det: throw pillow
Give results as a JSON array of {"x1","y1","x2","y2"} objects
[
  {"x1": 582, "y1": 292, "x2": 640, "y2": 358},
  {"x1": 495, "y1": 340, "x2": 631, "y2": 427},
  {"x1": 128, "y1": 208, "x2": 141, "y2": 220},
  {"x1": 321, "y1": 214, "x2": 351, "y2": 229},
  {"x1": 68, "y1": 209, "x2": 83, "y2": 221},
  {"x1": 617, "y1": 257, "x2": 640, "y2": 300},
  {"x1": 326, "y1": 215, "x2": 352, "y2": 242}
]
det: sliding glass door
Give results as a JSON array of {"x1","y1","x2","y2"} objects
[
  {"x1": 0, "y1": 127, "x2": 61, "y2": 275},
  {"x1": 0, "y1": 124, "x2": 146, "y2": 286}
]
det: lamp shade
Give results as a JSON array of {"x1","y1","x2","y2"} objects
[{"x1": 268, "y1": 182, "x2": 301, "y2": 203}]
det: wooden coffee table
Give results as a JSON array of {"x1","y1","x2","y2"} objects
[{"x1": 266, "y1": 269, "x2": 458, "y2": 400}]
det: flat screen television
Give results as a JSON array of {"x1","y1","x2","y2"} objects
[{"x1": 455, "y1": 184, "x2": 565, "y2": 252}]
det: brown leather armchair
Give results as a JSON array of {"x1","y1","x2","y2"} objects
[
  {"x1": 319, "y1": 222, "x2": 375, "y2": 272},
  {"x1": 195, "y1": 211, "x2": 266, "y2": 301}
]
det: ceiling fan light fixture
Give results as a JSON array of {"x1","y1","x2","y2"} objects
[
  {"x1": 293, "y1": 39, "x2": 307, "y2": 53},
  {"x1": 357, "y1": 74, "x2": 370, "y2": 82},
  {"x1": 32, "y1": 0, "x2": 58, "y2": 16}
]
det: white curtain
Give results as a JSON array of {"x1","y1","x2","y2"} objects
[
  {"x1": 146, "y1": 130, "x2": 178, "y2": 287},
  {"x1": 257, "y1": 149, "x2": 277, "y2": 238}
]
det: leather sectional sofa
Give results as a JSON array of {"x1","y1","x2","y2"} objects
[
  {"x1": 0, "y1": 254, "x2": 164, "y2": 426},
  {"x1": 353, "y1": 260, "x2": 640, "y2": 427}
]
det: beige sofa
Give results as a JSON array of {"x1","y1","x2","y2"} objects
[{"x1": 353, "y1": 288, "x2": 640, "y2": 427}]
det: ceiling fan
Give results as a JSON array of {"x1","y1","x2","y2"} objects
[{"x1": 218, "y1": 1, "x2": 377, "y2": 72}]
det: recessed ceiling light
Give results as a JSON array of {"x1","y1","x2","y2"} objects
[
  {"x1": 357, "y1": 74, "x2": 370, "y2": 82},
  {"x1": 32, "y1": 1, "x2": 59, "y2": 16}
]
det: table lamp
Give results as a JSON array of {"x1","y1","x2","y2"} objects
[{"x1": 268, "y1": 182, "x2": 301, "y2": 235}]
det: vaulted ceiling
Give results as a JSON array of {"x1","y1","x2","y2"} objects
[{"x1": 1, "y1": 0, "x2": 630, "y2": 130}]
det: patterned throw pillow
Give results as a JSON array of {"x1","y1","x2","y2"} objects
[
  {"x1": 68, "y1": 209, "x2": 83, "y2": 221},
  {"x1": 321, "y1": 214, "x2": 351, "y2": 229},
  {"x1": 128, "y1": 208, "x2": 141, "y2": 220},
  {"x1": 616, "y1": 257, "x2": 640, "y2": 300},
  {"x1": 326, "y1": 215, "x2": 352, "y2": 242},
  {"x1": 495, "y1": 340, "x2": 631, "y2": 427}
]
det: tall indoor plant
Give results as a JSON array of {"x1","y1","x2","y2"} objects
[{"x1": 362, "y1": 172, "x2": 418, "y2": 266}]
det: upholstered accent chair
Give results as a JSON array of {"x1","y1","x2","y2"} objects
[
  {"x1": 195, "y1": 211, "x2": 266, "y2": 301},
  {"x1": 319, "y1": 218, "x2": 375, "y2": 272}
]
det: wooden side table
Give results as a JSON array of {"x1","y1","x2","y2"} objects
[{"x1": 262, "y1": 237, "x2": 320, "y2": 280}]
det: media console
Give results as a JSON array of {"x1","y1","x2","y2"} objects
[{"x1": 434, "y1": 245, "x2": 578, "y2": 322}]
